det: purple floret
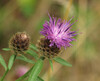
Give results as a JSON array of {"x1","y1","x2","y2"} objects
[{"x1": 40, "y1": 14, "x2": 77, "y2": 48}]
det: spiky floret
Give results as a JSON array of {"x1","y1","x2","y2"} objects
[
  {"x1": 37, "y1": 37, "x2": 60, "y2": 58},
  {"x1": 40, "y1": 14, "x2": 77, "y2": 48},
  {"x1": 9, "y1": 32, "x2": 30, "y2": 54}
]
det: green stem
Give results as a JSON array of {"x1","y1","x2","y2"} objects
[
  {"x1": 15, "y1": 66, "x2": 33, "y2": 81},
  {"x1": 0, "y1": 69, "x2": 9, "y2": 81}
]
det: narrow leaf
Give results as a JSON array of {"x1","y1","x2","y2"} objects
[
  {"x1": 49, "y1": 59, "x2": 53, "y2": 71},
  {"x1": 8, "y1": 55, "x2": 16, "y2": 70},
  {"x1": 53, "y1": 57, "x2": 72, "y2": 67},
  {"x1": 36, "y1": 76, "x2": 44, "y2": 81},
  {"x1": 16, "y1": 55, "x2": 35, "y2": 64},
  {"x1": 28, "y1": 58, "x2": 44, "y2": 81},
  {"x1": 0, "y1": 55, "x2": 7, "y2": 70},
  {"x1": 27, "y1": 50, "x2": 38, "y2": 59},
  {"x1": 19, "y1": 54, "x2": 27, "y2": 59},
  {"x1": 2, "y1": 48, "x2": 11, "y2": 51},
  {"x1": 30, "y1": 44, "x2": 38, "y2": 51}
]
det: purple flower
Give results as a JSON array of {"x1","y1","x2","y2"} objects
[
  {"x1": 40, "y1": 14, "x2": 77, "y2": 48},
  {"x1": 15, "y1": 66, "x2": 29, "y2": 78}
]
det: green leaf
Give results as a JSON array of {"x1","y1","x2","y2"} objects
[
  {"x1": 49, "y1": 59, "x2": 53, "y2": 71},
  {"x1": 53, "y1": 57, "x2": 72, "y2": 67},
  {"x1": 16, "y1": 55, "x2": 35, "y2": 64},
  {"x1": 8, "y1": 55, "x2": 16, "y2": 70},
  {"x1": 26, "y1": 50, "x2": 38, "y2": 59},
  {"x1": 28, "y1": 58, "x2": 44, "y2": 81},
  {"x1": 0, "y1": 55, "x2": 7, "y2": 70},
  {"x1": 36, "y1": 76, "x2": 44, "y2": 81},
  {"x1": 30, "y1": 44, "x2": 38, "y2": 51},
  {"x1": 2, "y1": 48, "x2": 11, "y2": 51}
]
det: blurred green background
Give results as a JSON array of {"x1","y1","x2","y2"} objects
[{"x1": 0, "y1": 0, "x2": 100, "y2": 81}]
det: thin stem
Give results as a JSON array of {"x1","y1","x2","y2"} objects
[
  {"x1": 48, "y1": 67, "x2": 51, "y2": 81},
  {"x1": 48, "y1": 60, "x2": 54, "y2": 81},
  {"x1": 0, "y1": 69, "x2": 9, "y2": 81},
  {"x1": 15, "y1": 66, "x2": 33, "y2": 81},
  {"x1": 0, "y1": 54, "x2": 17, "y2": 81},
  {"x1": 63, "y1": 0, "x2": 73, "y2": 20}
]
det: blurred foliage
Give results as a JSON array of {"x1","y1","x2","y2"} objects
[{"x1": 17, "y1": 0, "x2": 37, "y2": 17}]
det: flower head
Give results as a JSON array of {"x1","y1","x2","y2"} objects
[
  {"x1": 40, "y1": 14, "x2": 77, "y2": 48},
  {"x1": 9, "y1": 32, "x2": 30, "y2": 54}
]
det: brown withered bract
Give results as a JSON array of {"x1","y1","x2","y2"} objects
[
  {"x1": 9, "y1": 32, "x2": 30, "y2": 54},
  {"x1": 37, "y1": 37, "x2": 61, "y2": 59}
]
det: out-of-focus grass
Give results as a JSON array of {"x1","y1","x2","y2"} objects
[{"x1": 0, "y1": 0, "x2": 100, "y2": 81}]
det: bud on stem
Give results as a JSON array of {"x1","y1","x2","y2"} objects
[{"x1": 9, "y1": 32, "x2": 30, "y2": 54}]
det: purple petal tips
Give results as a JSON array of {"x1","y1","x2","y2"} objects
[{"x1": 40, "y1": 14, "x2": 77, "y2": 48}]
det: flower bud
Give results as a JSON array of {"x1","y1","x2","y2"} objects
[
  {"x1": 9, "y1": 32, "x2": 30, "y2": 54},
  {"x1": 37, "y1": 37, "x2": 60, "y2": 58}
]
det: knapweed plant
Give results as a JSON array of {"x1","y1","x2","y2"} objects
[{"x1": 0, "y1": 14, "x2": 77, "y2": 81}]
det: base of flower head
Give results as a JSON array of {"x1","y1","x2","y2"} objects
[
  {"x1": 9, "y1": 32, "x2": 30, "y2": 54},
  {"x1": 37, "y1": 37, "x2": 61, "y2": 59}
]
